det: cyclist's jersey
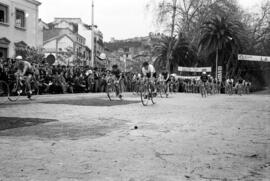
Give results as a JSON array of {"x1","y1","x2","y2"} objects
[
  {"x1": 111, "y1": 68, "x2": 121, "y2": 79},
  {"x1": 238, "y1": 79, "x2": 243, "y2": 84},
  {"x1": 162, "y1": 72, "x2": 169, "y2": 80},
  {"x1": 200, "y1": 74, "x2": 208, "y2": 83},
  {"x1": 142, "y1": 64, "x2": 156, "y2": 78},
  {"x1": 17, "y1": 61, "x2": 33, "y2": 76}
]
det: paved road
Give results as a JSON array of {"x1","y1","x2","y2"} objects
[{"x1": 0, "y1": 93, "x2": 269, "y2": 181}]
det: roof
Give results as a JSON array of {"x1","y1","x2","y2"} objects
[
  {"x1": 0, "y1": 37, "x2": 11, "y2": 44},
  {"x1": 44, "y1": 34, "x2": 74, "y2": 44},
  {"x1": 43, "y1": 29, "x2": 62, "y2": 42},
  {"x1": 25, "y1": 0, "x2": 41, "y2": 6},
  {"x1": 54, "y1": 18, "x2": 82, "y2": 24}
]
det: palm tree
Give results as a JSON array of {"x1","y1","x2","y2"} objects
[
  {"x1": 153, "y1": 36, "x2": 173, "y2": 72},
  {"x1": 153, "y1": 35, "x2": 195, "y2": 73},
  {"x1": 199, "y1": 15, "x2": 243, "y2": 79}
]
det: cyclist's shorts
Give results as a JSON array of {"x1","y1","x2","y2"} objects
[
  {"x1": 146, "y1": 72, "x2": 157, "y2": 78},
  {"x1": 202, "y1": 80, "x2": 207, "y2": 83},
  {"x1": 25, "y1": 69, "x2": 34, "y2": 76}
]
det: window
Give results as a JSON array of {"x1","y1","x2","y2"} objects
[
  {"x1": 0, "y1": 3, "x2": 8, "y2": 23},
  {"x1": 15, "y1": 9, "x2": 25, "y2": 28}
]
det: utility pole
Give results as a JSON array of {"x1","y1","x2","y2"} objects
[{"x1": 91, "y1": 0, "x2": 95, "y2": 67}]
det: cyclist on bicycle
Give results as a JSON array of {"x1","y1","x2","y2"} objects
[
  {"x1": 111, "y1": 64, "x2": 123, "y2": 99},
  {"x1": 142, "y1": 62, "x2": 157, "y2": 95},
  {"x1": 200, "y1": 71, "x2": 208, "y2": 87},
  {"x1": 15, "y1": 55, "x2": 33, "y2": 98}
]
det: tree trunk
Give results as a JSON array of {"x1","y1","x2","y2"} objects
[
  {"x1": 226, "y1": 53, "x2": 233, "y2": 78},
  {"x1": 215, "y1": 48, "x2": 218, "y2": 79},
  {"x1": 166, "y1": 0, "x2": 177, "y2": 74}
]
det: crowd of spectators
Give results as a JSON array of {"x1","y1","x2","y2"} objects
[
  {"x1": 0, "y1": 58, "x2": 251, "y2": 96},
  {"x1": 0, "y1": 58, "x2": 138, "y2": 95}
]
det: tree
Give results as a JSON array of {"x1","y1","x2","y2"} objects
[
  {"x1": 199, "y1": 15, "x2": 244, "y2": 78},
  {"x1": 153, "y1": 36, "x2": 172, "y2": 72},
  {"x1": 147, "y1": 0, "x2": 242, "y2": 73},
  {"x1": 153, "y1": 35, "x2": 194, "y2": 73},
  {"x1": 15, "y1": 46, "x2": 44, "y2": 64}
]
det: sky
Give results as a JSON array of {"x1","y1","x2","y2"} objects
[{"x1": 38, "y1": 0, "x2": 264, "y2": 42}]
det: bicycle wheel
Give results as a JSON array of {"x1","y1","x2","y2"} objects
[
  {"x1": 30, "y1": 81, "x2": 40, "y2": 99},
  {"x1": 0, "y1": 80, "x2": 10, "y2": 104},
  {"x1": 158, "y1": 85, "x2": 167, "y2": 98},
  {"x1": 8, "y1": 81, "x2": 20, "y2": 102},
  {"x1": 149, "y1": 85, "x2": 155, "y2": 104},
  {"x1": 106, "y1": 84, "x2": 114, "y2": 101},
  {"x1": 140, "y1": 85, "x2": 149, "y2": 106},
  {"x1": 132, "y1": 82, "x2": 137, "y2": 95},
  {"x1": 203, "y1": 87, "x2": 207, "y2": 98},
  {"x1": 169, "y1": 83, "x2": 174, "y2": 94}
]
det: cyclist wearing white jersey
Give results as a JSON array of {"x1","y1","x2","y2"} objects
[
  {"x1": 142, "y1": 62, "x2": 157, "y2": 95},
  {"x1": 15, "y1": 56, "x2": 33, "y2": 98},
  {"x1": 142, "y1": 62, "x2": 156, "y2": 79}
]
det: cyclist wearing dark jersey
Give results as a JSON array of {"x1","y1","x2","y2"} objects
[
  {"x1": 111, "y1": 64, "x2": 123, "y2": 98},
  {"x1": 111, "y1": 64, "x2": 121, "y2": 80},
  {"x1": 162, "y1": 72, "x2": 170, "y2": 83},
  {"x1": 200, "y1": 72, "x2": 208, "y2": 83}
]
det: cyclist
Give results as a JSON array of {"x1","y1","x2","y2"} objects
[
  {"x1": 162, "y1": 71, "x2": 170, "y2": 89},
  {"x1": 111, "y1": 64, "x2": 123, "y2": 99},
  {"x1": 200, "y1": 71, "x2": 208, "y2": 84},
  {"x1": 15, "y1": 56, "x2": 34, "y2": 98},
  {"x1": 236, "y1": 78, "x2": 244, "y2": 95},
  {"x1": 141, "y1": 62, "x2": 157, "y2": 96},
  {"x1": 200, "y1": 71, "x2": 208, "y2": 95}
]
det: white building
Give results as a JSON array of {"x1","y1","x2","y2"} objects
[
  {"x1": 0, "y1": 0, "x2": 41, "y2": 59},
  {"x1": 53, "y1": 18, "x2": 104, "y2": 58}
]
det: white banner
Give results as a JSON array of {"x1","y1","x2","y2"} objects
[
  {"x1": 238, "y1": 54, "x2": 270, "y2": 62},
  {"x1": 178, "y1": 66, "x2": 212, "y2": 72},
  {"x1": 175, "y1": 76, "x2": 200, "y2": 80}
]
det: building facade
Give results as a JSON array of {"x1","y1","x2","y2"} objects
[
  {"x1": 0, "y1": 0, "x2": 41, "y2": 59},
  {"x1": 43, "y1": 18, "x2": 104, "y2": 66},
  {"x1": 43, "y1": 25, "x2": 89, "y2": 66}
]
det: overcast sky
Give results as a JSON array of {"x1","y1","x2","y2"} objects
[{"x1": 39, "y1": 0, "x2": 263, "y2": 42}]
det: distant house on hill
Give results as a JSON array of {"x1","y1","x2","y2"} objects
[{"x1": 104, "y1": 33, "x2": 163, "y2": 71}]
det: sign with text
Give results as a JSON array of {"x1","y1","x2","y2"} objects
[
  {"x1": 217, "y1": 66, "x2": 222, "y2": 81},
  {"x1": 178, "y1": 66, "x2": 212, "y2": 72},
  {"x1": 175, "y1": 76, "x2": 200, "y2": 80},
  {"x1": 238, "y1": 54, "x2": 270, "y2": 62}
]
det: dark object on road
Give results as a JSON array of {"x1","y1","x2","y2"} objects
[
  {"x1": 134, "y1": 126, "x2": 138, "y2": 130},
  {"x1": 0, "y1": 117, "x2": 58, "y2": 131},
  {"x1": 248, "y1": 154, "x2": 259, "y2": 158},
  {"x1": 185, "y1": 175, "x2": 190, "y2": 179}
]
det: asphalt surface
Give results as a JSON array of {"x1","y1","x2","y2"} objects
[{"x1": 0, "y1": 93, "x2": 269, "y2": 181}]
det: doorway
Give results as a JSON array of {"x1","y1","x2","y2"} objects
[{"x1": 0, "y1": 47, "x2": 7, "y2": 59}]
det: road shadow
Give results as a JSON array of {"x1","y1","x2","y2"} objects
[
  {"x1": 42, "y1": 98, "x2": 140, "y2": 107},
  {"x1": 0, "y1": 117, "x2": 128, "y2": 140},
  {"x1": 0, "y1": 117, "x2": 58, "y2": 131}
]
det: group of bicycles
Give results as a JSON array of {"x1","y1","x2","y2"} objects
[
  {"x1": 130, "y1": 78, "x2": 176, "y2": 106},
  {"x1": 0, "y1": 72, "x2": 178, "y2": 106}
]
